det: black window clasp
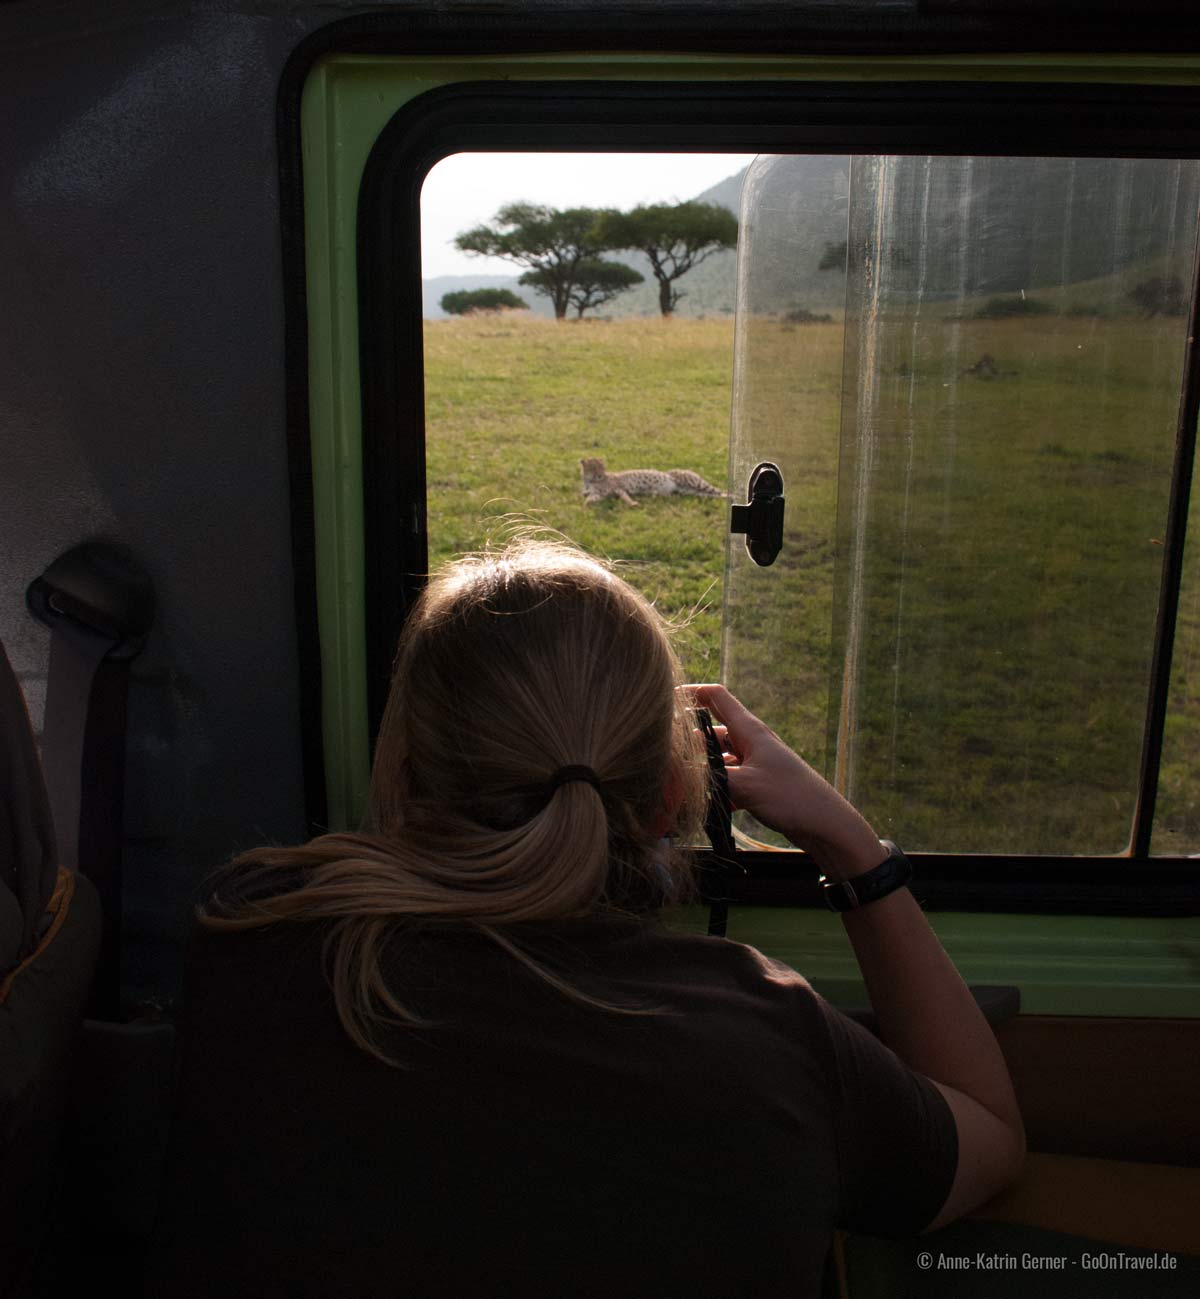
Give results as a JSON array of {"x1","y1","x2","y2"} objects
[{"x1": 729, "y1": 461, "x2": 785, "y2": 567}]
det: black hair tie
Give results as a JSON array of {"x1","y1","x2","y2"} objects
[{"x1": 545, "y1": 765, "x2": 604, "y2": 797}]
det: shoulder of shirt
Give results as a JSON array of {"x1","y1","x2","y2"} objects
[{"x1": 630, "y1": 921, "x2": 818, "y2": 992}]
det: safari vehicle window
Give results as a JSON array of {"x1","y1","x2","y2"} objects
[
  {"x1": 419, "y1": 148, "x2": 1200, "y2": 867},
  {"x1": 347, "y1": 80, "x2": 1200, "y2": 911}
]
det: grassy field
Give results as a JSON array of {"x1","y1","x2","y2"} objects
[
  {"x1": 423, "y1": 315, "x2": 734, "y2": 681},
  {"x1": 423, "y1": 312, "x2": 1200, "y2": 856}
]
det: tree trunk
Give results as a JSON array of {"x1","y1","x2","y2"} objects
[{"x1": 658, "y1": 277, "x2": 674, "y2": 318}]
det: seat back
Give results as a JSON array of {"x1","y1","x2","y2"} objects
[
  {"x1": 0, "y1": 631, "x2": 59, "y2": 968},
  {"x1": 0, "y1": 636, "x2": 101, "y2": 1299}
]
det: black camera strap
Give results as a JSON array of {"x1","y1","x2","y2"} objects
[{"x1": 696, "y1": 708, "x2": 743, "y2": 938}]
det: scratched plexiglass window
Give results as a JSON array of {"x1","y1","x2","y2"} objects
[
  {"x1": 1152, "y1": 431, "x2": 1200, "y2": 856},
  {"x1": 726, "y1": 154, "x2": 1199, "y2": 854}
]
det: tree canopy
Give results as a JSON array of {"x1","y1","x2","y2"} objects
[
  {"x1": 440, "y1": 287, "x2": 528, "y2": 315},
  {"x1": 520, "y1": 259, "x2": 643, "y2": 319},
  {"x1": 595, "y1": 201, "x2": 738, "y2": 317},
  {"x1": 818, "y1": 239, "x2": 912, "y2": 275},
  {"x1": 455, "y1": 202, "x2": 623, "y2": 320}
]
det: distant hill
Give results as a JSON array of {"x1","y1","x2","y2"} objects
[
  {"x1": 732, "y1": 155, "x2": 850, "y2": 316},
  {"x1": 423, "y1": 156, "x2": 1196, "y2": 320},
  {"x1": 743, "y1": 155, "x2": 1198, "y2": 313}
]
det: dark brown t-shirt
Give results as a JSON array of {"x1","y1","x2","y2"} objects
[{"x1": 147, "y1": 913, "x2": 956, "y2": 1298}]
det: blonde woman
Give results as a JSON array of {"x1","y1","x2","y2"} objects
[{"x1": 147, "y1": 539, "x2": 1023, "y2": 1298}]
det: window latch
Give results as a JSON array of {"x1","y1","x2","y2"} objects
[{"x1": 729, "y1": 461, "x2": 785, "y2": 566}]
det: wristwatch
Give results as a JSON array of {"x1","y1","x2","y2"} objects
[{"x1": 820, "y1": 840, "x2": 913, "y2": 912}]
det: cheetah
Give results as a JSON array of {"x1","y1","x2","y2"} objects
[{"x1": 580, "y1": 457, "x2": 727, "y2": 507}]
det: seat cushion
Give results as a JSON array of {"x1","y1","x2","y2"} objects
[{"x1": 0, "y1": 883, "x2": 21, "y2": 975}]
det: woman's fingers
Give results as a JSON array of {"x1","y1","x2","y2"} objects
[
  {"x1": 686, "y1": 683, "x2": 759, "y2": 740},
  {"x1": 690, "y1": 682, "x2": 736, "y2": 723}
]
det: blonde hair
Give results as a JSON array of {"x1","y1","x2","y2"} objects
[{"x1": 198, "y1": 537, "x2": 709, "y2": 1065}]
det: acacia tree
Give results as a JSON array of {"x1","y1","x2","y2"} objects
[
  {"x1": 521, "y1": 259, "x2": 643, "y2": 318},
  {"x1": 454, "y1": 202, "x2": 617, "y2": 320},
  {"x1": 596, "y1": 201, "x2": 738, "y2": 317}
]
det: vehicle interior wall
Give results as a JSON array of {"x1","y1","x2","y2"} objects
[{"x1": 0, "y1": 2, "x2": 335, "y2": 1006}]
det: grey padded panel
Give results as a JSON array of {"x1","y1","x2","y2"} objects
[
  {"x1": 0, "y1": 636, "x2": 57, "y2": 964},
  {"x1": 0, "y1": 4, "x2": 335, "y2": 1002}
]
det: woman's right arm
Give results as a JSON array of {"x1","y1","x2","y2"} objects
[{"x1": 687, "y1": 683, "x2": 1026, "y2": 1229}]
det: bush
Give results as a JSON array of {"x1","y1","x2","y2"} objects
[
  {"x1": 441, "y1": 288, "x2": 529, "y2": 315},
  {"x1": 974, "y1": 296, "x2": 1054, "y2": 320},
  {"x1": 1127, "y1": 276, "x2": 1188, "y2": 318},
  {"x1": 783, "y1": 307, "x2": 834, "y2": 324}
]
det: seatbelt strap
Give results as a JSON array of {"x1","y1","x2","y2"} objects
[
  {"x1": 41, "y1": 618, "x2": 117, "y2": 875},
  {"x1": 27, "y1": 544, "x2": 153, "y2": 1018}
]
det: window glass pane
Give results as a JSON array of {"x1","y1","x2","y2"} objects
[
  {"x1": 723, "y1": 156, "x2": 849, "y2": 845},
  {"x1": 728, "y1": 154, "x2": 1200, "y2": 854}
]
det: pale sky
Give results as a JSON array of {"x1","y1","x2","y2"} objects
[{"x1": 420, "y1": 152, "x2": 757, "y2": 279}]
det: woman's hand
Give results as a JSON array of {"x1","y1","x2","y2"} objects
[{"x1": 684, "y1": 683, "x2": 886, "y2": 881}]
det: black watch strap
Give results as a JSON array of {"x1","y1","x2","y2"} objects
[{"x1": 820, "y1": 840, "x2": 912, "y2": 912}]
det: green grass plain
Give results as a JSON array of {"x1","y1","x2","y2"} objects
[
  {"x1": 423, "y1": 315, "x2": 733, "y2": 681},
  {"x1": 423, "y1": 312, "x2": 1200, "y2": 857}
]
